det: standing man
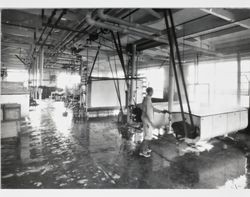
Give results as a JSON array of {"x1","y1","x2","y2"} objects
[{"x1": 139, "y1": 87, "x2": 168, "y2": 157}]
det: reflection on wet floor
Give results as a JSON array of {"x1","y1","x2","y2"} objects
[{"x1": 1, "y1": 100, "x2": 250, "y2": 189}]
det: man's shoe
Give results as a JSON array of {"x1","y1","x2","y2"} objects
[{"x1": 139, "y1": 152, "x2": 151, "y2": 158}]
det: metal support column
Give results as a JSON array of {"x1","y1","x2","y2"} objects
[
  {"x1": 39, "y1": 47, "x2": 44, "y2": 100},
  {"x1": 164, "y1": 10, "x2": 188, "y2": 138},
  {"x1": 127, "y1": 44, "x2": 136, "y2": 123},
  {"x1": 131, "y1": 45, "x2": 136, "y2": 106},
  {"x1": 237, "y1": 52, "x2": 241, "y2": 106},
  {"x1": 35, "y1": 55, "x2": 39, "y2": 99},
  {"x1": 168, "y1": 9, "x2": 194, "y2": 130},
  {"x1": 88, "y1": 46, "x2": 101, "y2": 81},
  {"x1": 249, "y1": 81, "x2": 250, "y2": 108},
  {"x1": 39, "y1": 47, "x2": 44, "y2": 86},
  {"x1": 110, "y1": 31, "x2": 128, "y2": 88},
  {"x1": 85, "y1": 46, "x2": 89, "y2": 118},
  {"x1": 194, "y1": 54, "x2": 199, "y2": 101},
  {"x1": 31, "y1": 58, "x2": 35, "y2": 98},
  {"x1": 168, "y1": 59, "x2": 175, "y2": 132}
]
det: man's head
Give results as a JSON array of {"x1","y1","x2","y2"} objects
[{"x1": 146, "y1": 87, "x2": 153, "y2": 96}]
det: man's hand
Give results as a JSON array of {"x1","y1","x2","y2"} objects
[
  {"x1": 148, "y1": 121, "x2": 157, "y2": 129},
  {"x1": 150, "y1": 122, "x2": 156, "y2": 128},
  {"x1": 150, "y1": 123, "x2": 159, "y2": 129},
  {"x1": 161, "y1": 110, "x2": 170, "y2": 114}
]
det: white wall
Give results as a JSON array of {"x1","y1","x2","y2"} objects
[
  {"x1": 138, "y1": 67, "x2": 165, "y2": 98},
  {"x1": 90, "y1": 80, "x2": 144, "y2": 108},
  {"x1": 0, "y1": 94, "x2": 30, "y2": 119},
  {"x1": 3, "y1": 69, "x2": 28, "y2": 83},
  {"x1": 90, "y1": 80, "x2": 126, "y2": 108}
]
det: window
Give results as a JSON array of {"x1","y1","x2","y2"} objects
[
  {"x1": 57, "y1": 72, "x2": 80, "y2": 89},
  {"x1": 138, "y1": 67, "x2": 164, "y2": 98}
]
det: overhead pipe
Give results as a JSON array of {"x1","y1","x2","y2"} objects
[
  {"x1": 91, "y1": 11, "x2": 222, "y2": 57},
  {"x1": 97, "y1": 9, "x2": 161, "y2": 35},
  {"x1": 45, "y1": 10, "x2": 101, "y2": 65},
  {"x1": 98, "y1": 9, "x2": 215, "y2": 55},
  {"x1": 46, "y1": 13, "x2": 86, "y2": 60},
  {"x1": 90, "y1": 76, "x2": 143, "y2": 81},
  {"x1": 68, "y1": 9, "x2": 133, "y2": 48},
  {"x1": 2, "y1": 22, "x2": 35, "y2": 30},
  {"x1": 34, "y1": 9, "x2": 67, "y2": 66},
  {"x1": 45, "y1": 24, "x2": 90, "y2": 67},
  {"x1": 1, "y1": 21, "x2": 91, "y2": 35},
  {"x1": 39, "y1": 9, "x2": 67, "y2": 50},
  {"x1": 201, "y1": 8, "x2": 250, "y2": 29},
  {"x1": 37, "y1": 9, "x2": 57, "y2": 45},
  {"x1": 30, "y1": 9, "x2": 57, "y2": 60},
  {"x1": 144, "y1": 9, "x2": 162, "y2": 19},
  {"x1": 51, "y1": 17, "x2": 87, "y2": 51},
  {"x1": 66, "y1": 9, "x2": 108, "y2": 47},
  {"x1": 86, "y1": 12, "x2": 168, "y2": 44}
]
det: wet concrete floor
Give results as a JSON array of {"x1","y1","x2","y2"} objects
[{"x1": 1, "y1": 100, "x2": 250, "y2": 189}]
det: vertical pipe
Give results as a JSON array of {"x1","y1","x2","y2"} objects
[
  {"x1": 79, "y1": 57, "x2": 83, "y2": 107},
  {"x1": 85, "y1": 46, "x2": 89, "y2": 118},
  {"x1": 194, "y1": 55, "x2": 198, "y2": 102},
  {"x1": 35, "y1": 55, "x2": 39, "y2": 99},
  {"x1": 108, "y1": 57, "x2": 122, "y2": 113},
  {"x1": 28, "y1": 65, "x2": 31, "y2": 88},
  {"x1": 131, "y1": 45, "x2": 136, "y2": 105},
  {"x1": 39, "y1": 47, "x2": 44, "y2": 86},
  {"x1": 39, "y1": 47, "x2": 44, "y2": 100},
  {"x1": 127, "y1": 44, "x2": 136, "y2": 123},
  {"x1": 194, "y1": 55, "x2": 199, "y2": 84},
  {"x1": 164, "y1": 10, "x2": 188, "y2": 138},
  {"x1": 168, "y1": 9, "x2": 194, "y2": 129},
  {"x1": 87, "y1": 80, "x2": 92, "y2": 108},
  {"x1": 246, "y1": 156, "x2": 250, "y2": 188},
  {"x1": 110, "y1": 31, "x2": 128, "y2": 88},
  {"x1": 79, "y1": 57, "x2": 82, "y2": 76},
  {"x1": 113, "y1": 57, "x2": 122, "y2": 111},
  {"x1": 32, "y1": 59, "x2": 35, "y2": 98},
  {"x1": 237, "y1": 52, "x2": 241, "y2": 106},
  {"x1": 36, "y1": 55, "x2": 39, "y2": 87},
  {"x1": 168, "y1": 54, "x2": 175, "y2": 112},
  {"x1": 248, "y1": 81, "x2": 250, "y2": 108},
  {"x1": 168, "y1": 59, "x2": 175, "y2": 132},
  {"x1": 135, "y1": 55, "x2": 139, "y2": 103}
]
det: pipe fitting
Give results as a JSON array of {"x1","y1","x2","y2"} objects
[
  {"x1": 97, "y1": 9, "x2": 107, "y2": 20},
  {"x1": 86, "y1": 12, "x2": 95, "y2": 25},
  {"x1": 87, "y1": 11, "x2": 168, "y2": 44},
  {"x1": 98, "y1": 9, "x2": 160, "y2": 35}
]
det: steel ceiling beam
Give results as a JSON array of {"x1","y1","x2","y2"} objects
[
  {"x1": 181, "y1": 18, "x2": 250, "y2": 40},
  {"x1": 201, "y1": 8, "x2": 250, "y2": 29},
  {"x1": 20, "y1": 9, "x2": 85, "y2": 23},
  {"x1": 88, "y1": 11, "x2": 221, "y2": 57}
]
